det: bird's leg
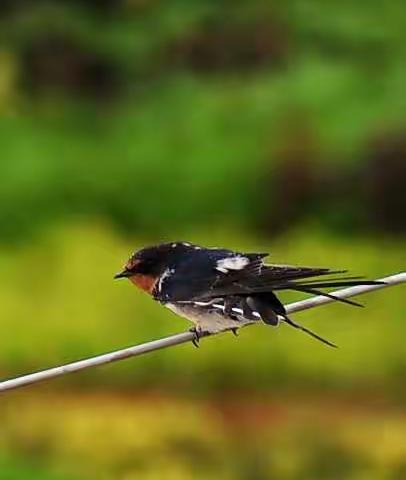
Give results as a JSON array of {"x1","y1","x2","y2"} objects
[
  {"x1": 224, "y1": 296, "x2": 240, "y2": 319},
  {"x1": 224, "y1": 297, "x2": 241, "y2": 337},
  {"x1": 189, "y1": 327, "x2": 201, "y2": 348}
]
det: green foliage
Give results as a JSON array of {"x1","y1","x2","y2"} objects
[{"x1": 0, "y1": 0, "x2": 405, "y2": 238}]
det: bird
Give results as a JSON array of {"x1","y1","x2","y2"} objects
[{"x1": 114, "y1": 241, "x2": 381, "y2": 348}]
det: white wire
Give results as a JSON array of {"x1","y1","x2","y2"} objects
[{"x1": 0, "y1": 272, "x2": 404, "y2": 393}]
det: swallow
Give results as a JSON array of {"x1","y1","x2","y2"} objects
[{"x1": 114, "y1": 241, "x2": 382, "y2": 347}]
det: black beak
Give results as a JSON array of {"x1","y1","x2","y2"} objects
[{"x1": 114, "y1": 269, "x2": 132, "y2": 279}]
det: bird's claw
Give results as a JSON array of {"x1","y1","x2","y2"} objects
[
  {"x1": 189, "y1": 328, "x2": 201, "y2": 348},
  {"x1": 231, "y1": 328, "x2": 239, "y2": 337}
]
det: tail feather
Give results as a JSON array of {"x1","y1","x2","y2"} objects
[
  {"x1": 293, "y1": 280, "x2": 384, "y2": 289},
  {"x1": 282, "y1": 315, "x2": 337, "y2": 348},
  {"x1": 289, "y1": 285, "x2": 364, "y2": 307},
  {"x1": 254, "y1": 268, "x2": 346, "y2": 286},
  {"x1": 298, "y1": 276, "x2": 365, "y2": 284}
]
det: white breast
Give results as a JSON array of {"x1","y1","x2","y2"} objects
[{"x1": 165, "y1": 301, "x2": 258, "y2": 334}]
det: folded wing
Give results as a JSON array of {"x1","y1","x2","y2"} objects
[
  {"x1": 197, "y1": 264, "x2": 382, "y2": 308},
  {"x1": 155, "y1": 247, "x2": 382, "y2": 308}
]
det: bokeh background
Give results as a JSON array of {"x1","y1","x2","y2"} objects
[{"x1": 0, "y1": 1, "x2": 405, "y2": 479}]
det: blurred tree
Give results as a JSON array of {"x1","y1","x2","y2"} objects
[
  {"x1": 259, "y1": 115, "x2": 320, "y2": 235},
  {"x1": 0, "y1": 0, "x2": 404, "y2": 240},
  {"x1": 168, "y1": 15, "x2": 289, "y2": 72},
  {"x1": 362, "y1": 130, "x2": 406, "y2": 234},
  {"x1": 22, "y1": 33, "x2": 121, "y2": 99}
]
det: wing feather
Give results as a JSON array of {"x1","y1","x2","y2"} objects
[
  {"x1": 155, "y1": 247, "x2": 381, "y2": 306},
  {"x1": 195, "y1": 264, "x2": 382, "y2": 300}
]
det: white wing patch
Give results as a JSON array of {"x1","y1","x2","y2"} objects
[
  {"x1": 211, "y1": 302, "x2": 261, "y2": 319},
  {"x1": 190, "y1": 300, "x2": 261, "y2": 318},
  {"x1": 216, "y1": 255, "x2": 250, "y2": 273}
]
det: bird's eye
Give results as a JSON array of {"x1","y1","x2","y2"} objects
[{"x1": 127, "y1": 258, "x2": 140, "y2": 270}]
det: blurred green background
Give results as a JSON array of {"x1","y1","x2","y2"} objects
[{"x1": 0, "y1": 1, "x2": 405, "y2": 479}]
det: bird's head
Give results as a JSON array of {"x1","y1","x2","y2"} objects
[{"x1": 114, "y1": 243, "x2": 176, "y2": 281}]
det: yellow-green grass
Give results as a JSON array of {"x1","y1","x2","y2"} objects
[
  {"x1": 1, "y1": 391, "x2": 406, "y2": 480},
  {"x1": 0, "y1": 221, "x2": 404, "y2": 392}
]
